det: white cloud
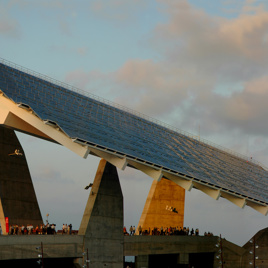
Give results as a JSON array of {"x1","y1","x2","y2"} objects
[{"x1": 110, "y1": 1, "x2": 268, "y2": 142}]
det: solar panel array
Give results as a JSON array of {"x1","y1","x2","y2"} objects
[{"x1": 0, "y1": 60, "x2": 267, "y2": 206}]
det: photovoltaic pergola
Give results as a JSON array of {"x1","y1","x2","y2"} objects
[{"x1": 0, "y1": 58, "x2": 267, "y2": 215}]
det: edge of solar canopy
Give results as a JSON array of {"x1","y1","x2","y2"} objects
[
  {"x1": 44, "y1": 132, "x2": 268, "y2": 208},
  {"x1": 0, "y1": 91, "x2": 90, "y2": 158},
  {"x1": 17, "y1": 102, "x2": 71, "y2": 137},
  {"x1": 72, "y1": 138, "x2": 268, "y2": 210},
  {"x1": 0, "y1": 91, "x2": 267, "y2": 215},
  {"x1": 0, "y1": 90, "x2": 72, "y2": 137}
]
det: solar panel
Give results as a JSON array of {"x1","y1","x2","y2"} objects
[{"x1": 0, "y1": 59, "x2": 267, "y2": 210}]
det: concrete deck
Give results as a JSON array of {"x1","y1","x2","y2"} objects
[
  {"x1": 0, "y1": 234, "x2": 225, "y2": 260},
  {"x1": 2, "y1": 232, "x2": 268, "y2": 268}
]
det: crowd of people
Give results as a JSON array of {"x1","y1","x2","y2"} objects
[
  {"x1": 61, "y1": 223, "x2": 73, "y2": 234},
  {"x1": 7, "y1": 223, "x2": 75, "y2": 235},
  {"x1": 124, "y1": 226, "x2": 214, "y2": 237},
  {"x1": 8, "y1": 224, "x2": 56, "y2": 235},
  {"x1": 7, "y1": 223, "x2": 213, "y2": 237}
]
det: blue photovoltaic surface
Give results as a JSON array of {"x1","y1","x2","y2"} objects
[{"x1": 0, "y1": 60, "x2": 267, "y2": 205}]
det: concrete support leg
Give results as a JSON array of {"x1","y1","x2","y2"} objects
[
  {"x1": 136, "y1": 177, "x2": 185, "y2": 235},
  {"x1": 79, "y1": 159, "x2": 124, "y2": 268},
  {"x1": 0, "y1": 126, "x2": 43, "y2": 234},
  {"x1": 135, "y1": 255, "x2": 149, "y2": 268}
]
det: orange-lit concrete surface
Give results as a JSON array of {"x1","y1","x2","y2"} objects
[{"x1": 137, "y1": 178, "x2": 185, "y2": 234}]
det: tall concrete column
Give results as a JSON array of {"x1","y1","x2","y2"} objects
[
  {"x1": 0, "y1": 126, "x2": 43, "y2": 234},
  {"x1": 79, "y1": 159, "x2": 124, "y2": 268}
]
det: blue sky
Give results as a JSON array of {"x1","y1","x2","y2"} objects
[{"x1": 1, "y1": 0, "x2": 268, "y2": 246}]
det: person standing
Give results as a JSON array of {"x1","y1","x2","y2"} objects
[
  {"x1": 195, "y1": 228, "x2": 199, "y2": 236},
  {"x1": 190, "y1": 228, "x2": 194, "y2": 236},
  {"x1": 138, "y1": 225, "x2": 142, "y2": 235}
]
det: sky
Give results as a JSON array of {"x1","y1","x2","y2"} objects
[{"x1": 0, "y1": 0, "x2": 268, "y2": 247}]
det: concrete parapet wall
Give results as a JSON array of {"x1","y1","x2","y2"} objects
[
  {"x1": 242, "y1": 227, "x2": 268, "y2": 268},
  {"x1": 124, "y1": 235, "x2": 218, "y2": 256},
  {"x1": 0, "y1": 235, "x2": 83, "y2": 260},
  {"x1": 125, "y1": 235, "x2": 245, "y2": 268},
  {"x1": 0, "y1": 233, "x2": 265, "y2": 268}
]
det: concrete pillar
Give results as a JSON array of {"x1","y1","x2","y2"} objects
[
  {"x1": 135, "y1": 255, "x2": 149, "y2": 268},
  {"x1": 136, "y1": 178, "x2": 185, "y2": 234},
  {"x1": 79, "y1": 159, "x2": 124, "y2": 268},
  {"x1": 0, "y1": 126, "x2": 43, "y2": 234}
]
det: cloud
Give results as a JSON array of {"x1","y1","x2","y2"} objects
[
  {"x1": 33, "y1": 167, "x2": 75, "y2": 184},
  {"x1": 112, "y1": 1, "x2": 268, "y2": 138},
  {"x1": 58, "y1": 20, "x2": 72, "y2": 35},
  {"x1": 64, "y1": 69, "x2": 112, "y2": 96},
  {"x1": 77, "y1": 47, "x2": 88, "y2": 56},
  {"x1": 154, "y1": 0, "x2": 268, "y2": 80},
  {"x1": 48, "y1": 45, "x2": 88, "y2": 57},
  {"x1": 7, "y1": 0, "x2": 64, "y2": 9},
  {"x1": 4, "y1": 1, "x2": 76, "y2": 38},
  {"x1": 89, "y1": 0, "x2": 147, "y2": 22},
  {"x1": 0, "y1": 8, "x2": 19, "y2": 37}
]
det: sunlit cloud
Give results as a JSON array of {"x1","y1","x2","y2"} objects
[{"x1": 62, "y1": 0, "x2": 268, "y2": 164}]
